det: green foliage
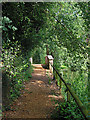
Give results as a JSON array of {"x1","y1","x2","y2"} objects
[
  {"x1": 2, "y1": 15, "x2": 33, "y2": 111},
  {"x1": 47, "y1": 42, "x2": 88, "y2": 109},
  {"x1": 52, "y1": 45, "x2": 88, "y2": 108},
  {"x1": 2, "y1": 2, "x2": 89, "y2": 117},
  {"x1": 60, "y1": 70, "x2": 88, "y2": 106},
  {"x1": 2, "y1": 47, "x2": 33, "y2": 110},
  {"x1": 0, "y1": 109, "x2": 2, "y2": 117},
  {"x1": 33, "y1": 49, "x2": 41, "y2": 64},
  {"x1": 2, "y1": 2, "x2": 52, "y2": 52},
  {"x1": 51, "y1": 101, "x2": 85, "y2": 120},
  {"x1": 32, "y1": 45, "x2": 46, "y2": 64}
]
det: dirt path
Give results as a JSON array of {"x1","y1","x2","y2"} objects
[{"x1": 3, "y1": 64, "x2": 64, "y2": 119}]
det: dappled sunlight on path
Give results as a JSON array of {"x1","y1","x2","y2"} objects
[{"x1": 3, "y1": 64, "x2": 64, "y2": 119}]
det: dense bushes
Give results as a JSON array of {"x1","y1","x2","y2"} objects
[
  {"x1": 2, "y1": 53, "x2": 33, "y2": 110},
  {"x1": 2, "y1": 2, "x2": 89, "y2": 118},
  {"x1": 50, "y1": 45, "x2": 88, "y2": 105},
  {"x1": 49, "y1": 45, "x2": 88, "y2": 119},
  {"x1": 1, "y1": 16, "x2": 33, "y2": 110},
  {"x1": 51, "y1": 101, "x2": 85, "y2": 120},
  {"x1": 2, "y1": 45, "x2": 33, "y2": 110},
  {"x1": 32, "y1": 45, "x2": 46, "y2": 64}
]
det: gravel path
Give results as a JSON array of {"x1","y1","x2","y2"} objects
[{"x1": 3, "y1": 64, "x2": 64, "y2": 119}]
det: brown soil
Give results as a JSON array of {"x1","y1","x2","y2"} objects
[{"x1": 3, "y1": 64, "x2": 64, "y2": 119}]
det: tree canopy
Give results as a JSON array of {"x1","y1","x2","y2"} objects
[
  {"x1": 2, "y1": 2, "x2": 89, "y2": 52},
  {"x1": 1, "y1": 2, "x2": 90, "y2": 118}
]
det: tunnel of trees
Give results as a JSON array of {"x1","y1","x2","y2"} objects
[{"x1": 1, "y1": 2, "x2": 90, "y2": 119}]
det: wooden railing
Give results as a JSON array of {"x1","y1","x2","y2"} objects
[{"x1": 49, "y1": 62, "x2": 89, "y2": 120}]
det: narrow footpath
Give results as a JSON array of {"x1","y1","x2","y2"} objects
[{"x1": 3, "y1": 64, "x2": 64, "y2": 119}]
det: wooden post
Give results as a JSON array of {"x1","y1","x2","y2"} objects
[
  {"x1": 50, "y1": 65, "x2": 88, "y2": 119},
  {"x1": 67, "y1": 90, "x2": 70, "y2": 102},
  {"x1": 60, "y1": 78, "x2": 62, "y2": 93},
  {"x1": 55, "y1": 71, "x2": 58, "y2": 80},
  {"x1": 45, "y1": 56, "x2": 49, "y2": 68},
  {"x1": 67, "y1": 83, "x2": 71, "y2": 102},
  {"x1": 47, "y1": 55, "x2": 54, "y2": 79},
  {"x1": 55, "y1": 72, "x2": 60, "y2": 87},
  {"x1": 59, "y1": 73, "x2": 62, "y2": 93},
  {"x1": 53, "y1": 70, "x2": 55, "y2": 80},
  {"x1": 29, "y1": 57, "x2": 33, "y2": 64}
]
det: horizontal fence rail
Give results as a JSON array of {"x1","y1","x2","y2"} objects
[{"x1": 49, "y1": 62, "x2": 88, "y2": 120}]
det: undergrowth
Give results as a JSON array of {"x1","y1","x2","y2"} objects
[
  {"x1": 2, "y1": 45, "x2": 33, "y2": 111},
  {"x1": 51, "y1": 101, "x2": 85, "y2": 120}
]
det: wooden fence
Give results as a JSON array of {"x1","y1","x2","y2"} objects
[{"x1": 48, "y1": 61, "x2": 89, "y2": 120}]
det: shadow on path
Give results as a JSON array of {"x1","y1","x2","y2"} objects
[{"x1": 3, "y1": 64, "x2": 64, "y2": 119}]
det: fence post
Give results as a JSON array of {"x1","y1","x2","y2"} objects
[
  {"x1": 29, "y1": 57, "x2": 33, "y2": 64},
  {"x1": 67, "y1": 83, "x2": 71, "y2": 102},
  {"x1": 53, "y1": 70, "x2": 55, "y2": 80},
  {"x1": 55, "y1": 72, "x2": 58, "y2": 86},
  {"x1": 45, "y1": 56, "x2": 49, "y2": 68},
  {"x1": 47, "y1": 55, "x2": 54, "y2": 79},
  {"x1": 55, "y1": 71, "x2": 58, "y2": 80},
  {"x1": 60, "y1": 78, "x2": 62, "y2": 93},
  {"x1": 67, "y1": 90, "x2": 70, "y2": 102}
]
